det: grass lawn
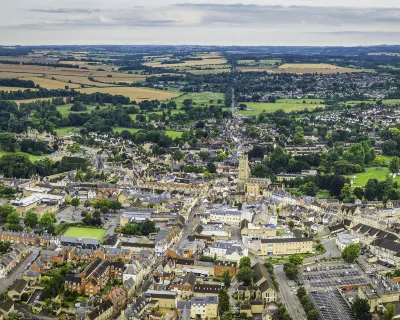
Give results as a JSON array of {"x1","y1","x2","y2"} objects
[
  {"x1": 56, "y1": 104, "x2": 107, "y2": 117},
  {"x1": 165, "y1": 130, "x2": 183, "y2": 138},
  {"x1": 317, "y1": 190, "x2": 334, "y2": 199},
  {"x1": 238, "y1": 99, "x2": 325, "y2": 116},
  {"x1": 63, "y1": 227, "x2": 107, "y2": 240},
  {"x1": 345, "y1": 99, "x2": 400, "y2": 106},
  {"x1": 171, "y1": 92, "x2": 224, "y2": 108},
  {"x1": 55, "y1": 127, "x2": 82, "y2": 136},
  {"x1": 0, "y1": 150, "x2": 44, "y2": 162},
  {"x1": 113, "y1": 127, "x2": 140, "y2": 134},
  {"x1": 344, "y1": 167, "x2": 400, "y2": 187}
]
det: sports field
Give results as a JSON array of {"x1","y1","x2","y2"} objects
[
  {"x1": 63, "y1": 227, "x2": 107, "y2": 240},
  {"x1": 344, "y1": 167, "x2": 400, "y2": 187},
  {"x1": 237, "y1": 99, "x2": 325, "y2": 115}
]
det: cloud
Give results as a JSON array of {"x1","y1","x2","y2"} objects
[
  {"x1": 30, "y1": 8, "x2": 101, "y2": 14},
  {"x1": 0, "y1": 2, "x2": 399, "y2": 45}
]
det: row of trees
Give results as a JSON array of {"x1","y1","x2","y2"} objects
[
  {"x1": 0, "y1": 154, "x2": 88, "y2": 178},
  {"x1": 119, "y1": 219, "x2": 157, "y2": 236}
]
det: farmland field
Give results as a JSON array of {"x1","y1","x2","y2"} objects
[
  {"x1": 277, "y1": 63, "x2": 372, "y2": 74},
  {"x1": 63, "y1": 227, "x2": 107, "y2": 240},
  {"x1": 144, "y1": 58, "x2": 227, "y2": 68},
  {"x1": 50, "y1": 74, "x2": 114, "y2": 87},
  {"x1": 236, "y1": 66, "x2": 276, "y2": 73},
  {"x1": 93, "y1": 74, "x2": 147, "y2": 83},
  {"x1": 237, "y1": 99, "x2": 325, "y2": 115},
  {"x1": 172, "y1": 92, "x2": 224, "y2": 107},
  {"x1": 22, "y1": 76, "x2": 80, "y2": 89},
  {"x1": 14, "y1": 97, "x2": 64, "y2": 104},
  {"x1": 77, "y1": 87, "x2": 179, "y2": 102},
  {"x1": 0, "y1": 86, "x2": 38, "y2": 92},
  {"x1": 187, "y1": 68, "x2": 230, "y2": 74}
]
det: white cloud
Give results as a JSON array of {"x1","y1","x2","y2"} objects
[{"x1": 0, "y1": 1, "x2": 399, "y2": 45}]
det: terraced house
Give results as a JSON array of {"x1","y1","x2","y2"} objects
[
  {"x1": 64, "y1": 258, "x2": 123, "y2": 296},
  {"x1": 260, "y1": 238, "x2": 313, "y2": 256}
]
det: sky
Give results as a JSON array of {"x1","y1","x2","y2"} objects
[{"x1": 0, "y1": 0, "x2": 399, "y2": 46}]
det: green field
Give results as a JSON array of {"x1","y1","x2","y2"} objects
[
  {"x1": 165, "y1": 131, "x2": 184, "y2": 138},
  {"x1": 238, "y1": 99, "x2": 325, "y2": 116},
  {"x1": 63, "y1": 227, "x2": 107, "y2": 240},
  {"x1": 345, "y1": 99, "x2": 400, "y2": 106},
  {"x1": 0, "y1": 150, "x2": 45, "y2": 162},
  {"x1": 171, "y1": 92, "x2": 224, "y2": 108},
  {"x1": 55, "y1": 127, "x2": 82, "y2": 136},
  {"x1": 113, "y1": 127, "x2": 140, "y2": 134},
  {"x1": 56, "y1": 104, "x2": 107, "y2": 117},
  {"x1": 344, "y1": 167, "x2": 400, "y2": 187}
]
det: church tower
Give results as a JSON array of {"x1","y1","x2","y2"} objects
[{"x1": 238, "y1": 154, "x2": 250, "y2": 192}]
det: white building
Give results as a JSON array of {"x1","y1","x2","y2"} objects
[
  {"x1": 207, "y1": 207, "x2": 253, "y2": 226},
  {"x1": 336, "y1": 233, "x2": 359, "y2": 251},
  {"x1": 202, "y1": 240, "x2": 248, "y2": 262}
]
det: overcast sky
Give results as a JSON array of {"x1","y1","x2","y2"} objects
[{"x1": 0, "y1": 0, "x2": 399, "y2": 46}]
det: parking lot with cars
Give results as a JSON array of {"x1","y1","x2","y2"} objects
[
  {"x1": 301, "y1": 261, "x2": 373, "y2": 320},
  {"x1": 310, "y1": 289, "x2": 357, "y2": 320}
]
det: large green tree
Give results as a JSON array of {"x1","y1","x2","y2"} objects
[
  {"x1": 342, "y1": 243, "x2": 361, "y2": 263},
  {"x1": 389, "y1": 157, "x2": 400, "y2": 174},
  {"x1": 222, "y1": 270, "x2": 231, "y2": 288},
  {"x1": 239, "y1": 256, "x2": 251, "y2": 269},
  {"x1": 351, "y1": 298, "x2": 370, "y2": 320},
  {"x1": 24, "y1": 211, "x2": 38, "y2": 228},
  {"x1": 218, "y1": 289, "x2": 230, "y2": 316},
  {"x1": 236, "y1": 266, "x2": 253, "y2": 285},
  {"x1": 7, "y1": 212, "x2": 20, "y2": 225},
  {"x1": 383, "y1": 303, "x2": 395, "y2": 320},
  {"x1": 39, "y1": 212, "x2": 57, "y2": 233},
  {"x1": 0, "y1": 204, "x2": 17, "y2": 221}
]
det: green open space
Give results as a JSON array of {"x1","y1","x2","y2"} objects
[
  {"x1": 345, "y1": 99, "x2": 400, "y2": 106},
  {"x1": 344, "y1": 167, "x2": 400, "y2": 188},
  {"x1": 55, "y1": 127, "x2": 82, "y2": 136},
  {"x1": 63, "y1": 226, "x2": 107, "y2": 240},
  {"x1": 238, "y1": 99, "x2": 325, "y2": 116},
  {"x1": 112, "y1": 127, "x2": 140, "y2": 134},
  {"x1": 164, "y1": 130, "x2": 184, "y2": 138},
  {"x1": 0, "y1": 150, "x2": 45, "y2": 162},
  {"x1": 56, "y1": 104, "x2": 108, "y2": 117},
  {"x1": 171, "y1": 92, "x2": 224, "y2": 108}
]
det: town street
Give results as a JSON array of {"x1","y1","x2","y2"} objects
[{"x1": 0, "y1": 247, "x2": 40, "y2": 292}]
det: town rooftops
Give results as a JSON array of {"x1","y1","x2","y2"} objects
[
  {"x1": 60, "y1": 236, "x2": 101, "y2": 246},
  {"x1": 193, "y1": 284, "x2": 222, "y2": 294}
]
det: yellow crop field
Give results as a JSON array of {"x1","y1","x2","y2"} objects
[
  {"x1": 22, "y1": 77, "x2": 81, "y2": 89},
  {"x1": 14, "y1": 97, "x2": 63, "y2": 104},
  {"x1": 144, "y1": 58, "x2": 227, "y2": 68},
  {"x1": 0, "y1": 64, "x2": 92, "y2": 77},
  {"x1": 50, "y1": 75, "x2": 115, "y2": 87},
  {"x1": 188, "y1": 69, "x2": 231, "y2": 74},
  {"x1": 78, "y1": 87, "x2": 179, "y2": 102},
  {"x1": 236, "y1": 66, "x2": 276, "y2": 73},
  {"x1": 0, "y1": 86, "x2": 38, "y2": 92},
  {"x1": 93, "y1": 75, "x2": 147, "y2": 83},
  {"x1": 278, "y1": 63, "x2": 370, "y2": 74},
  {"x1": 0, "y1": 72, "x2": 44, "y2": 78}
]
